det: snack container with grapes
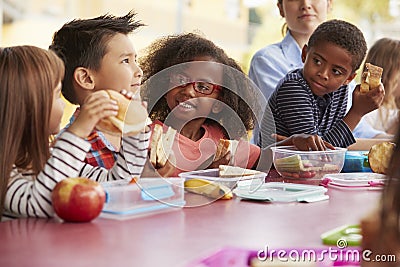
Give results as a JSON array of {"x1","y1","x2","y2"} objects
[{"x1": 270, "y1": 146, "x2": 347, "y2": 180}]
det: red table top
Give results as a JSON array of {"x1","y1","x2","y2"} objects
[{"x1": 0, "y1": 181, "x2": 381, "y2": 267}]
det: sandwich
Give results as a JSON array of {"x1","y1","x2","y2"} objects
[
  {"x1": 219, "y1": 165, "x2": 261, "y2": 178},
  {"x1": 96, "y1": 90, "x2": 151, "y2": 135},
  {"x1": 214, "y1": 139, "x2": 239, "y2": 162},
  {"x1": 368, "y1": 141, "x2": 395, "y2": 174},
  {"x1": 150, "y1": 124, "x2": 177, "y2": 168},
  {"x1": 360, "y1": 63, "x2": 383, "y2": 93}
]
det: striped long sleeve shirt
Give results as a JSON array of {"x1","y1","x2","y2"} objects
[
  {"x1": 259, "y1": 68, "x2": 355, "y2": 148},
  {"x1": 3, "y1": 129, "x2": 150, "y2": 221}
]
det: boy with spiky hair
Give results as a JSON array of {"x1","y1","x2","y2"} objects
[
  {"x1": 50, "y1": 11, "x2": 150, "y2": 171},
  {"x1": 260, "y1": 19, "x2": 385, "y2": 148}
]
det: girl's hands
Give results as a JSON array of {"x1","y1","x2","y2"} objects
[
  {"x1": 67, "y1": 91, "x2": 119, "y2": 139},
  {"x1": 155, "y1": 156, "x2": 176, "y2": 177},
  {"x1": 142, "y1": 153, "x2": 176, "y2": 177},
  {"x1": 208, "y1": 151, "x2": 231, "y2": 169}
]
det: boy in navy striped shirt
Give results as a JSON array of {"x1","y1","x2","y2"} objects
[{"x1": 260, "y1": 19, "x2": 385, "y2": 149}]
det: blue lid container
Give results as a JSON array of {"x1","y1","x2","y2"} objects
[{"x1": 342, "y1": 151, "x2": 372, "y2": 173}]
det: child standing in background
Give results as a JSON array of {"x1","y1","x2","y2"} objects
[
  {"x1": 0, "y1": 46, "x2": 150, "y2": 221},
  {"x1": 363, "y1": 38, "x2": 400, "y2": 136},
  {"x1": 49, "y1": 11, "x2": 146, "y2": 169},
  {"x1": 260, "y1": 19, "x2": 385, "y2": 149}
]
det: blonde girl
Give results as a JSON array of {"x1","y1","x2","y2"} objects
[
  {"x1": 363, "y1": 38, "x2": 400, "y2": 135},
  {"x1": 0, "y1": 46, "x2": 150, "y2": 220}
]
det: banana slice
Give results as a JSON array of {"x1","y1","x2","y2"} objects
[{"x1": 184, "y1": 178, "x2": 233, "y2": 200}]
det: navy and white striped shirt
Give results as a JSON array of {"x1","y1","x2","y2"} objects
[
  {"x1": 3, "y1": 129, "x2": 150, "y2": 221},
  {"x1": 259, "y1": 68, "x2": 355, "y2": 148}
]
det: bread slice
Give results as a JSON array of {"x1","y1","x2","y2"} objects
[
  {"x1": 219, "y1": 165, "x2": 261, "y2": 178},
  {"x1": 368, "y1": 141, "x2": 395, "y2": 174},
  {"x1": 96, "y1": 90, "x2": 151, "y2": 135},
  {"x1": 228, "y1": 140, "x2": 239, "y2": 162},
  {"x1": 214, "y1": 139, "x2": 239, "y2": 162},
  {"x1": 360, "y1": 63, "x2": 383, "y2": 93},
  {"x1": 157, "y1": 126, "x2": 176, "y2": 167},
  {"x1": 149, "y1": 124, "x2": 177, "y2": 167},
  {"x1": 360, "y1": 71, "x2": 370, "y2": 93},
  {"x1": 214, "y1": 139, "x2": 229, "y2": 161},
  {"x1": 150, "y1": 124, "x2": 163, "y2": 166}
]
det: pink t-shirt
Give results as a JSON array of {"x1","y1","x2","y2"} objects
[{"x1": 151, "y1": 120, "x2": 260, "y2": 176}]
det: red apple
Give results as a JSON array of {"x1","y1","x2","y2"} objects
[{"x1": 51, "y1": 177, "x2": 106, "y2": 222}]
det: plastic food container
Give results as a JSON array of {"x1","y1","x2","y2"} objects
[
  {"x1": 321, "y1": 172, "x2": 386, "y2": 190},
  {"x1": 342, "y1": 151, "x2": 372, "y2": 172},
  {"x1": 270, "y1": 146, "x2": 347, "y2": 180},
  {"x1": 233, "y1": 182, "x2": 329, "y2": 203},
  {"x1": 179, "y1": 168, "x2": 267, "y2": 189},
  {"x1": 100, "y1": 178, "x2": 185, "y2": 220}
]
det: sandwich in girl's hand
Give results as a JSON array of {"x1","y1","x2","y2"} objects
[
  {"x1": 150, "y1": 124, "x2": 177, "y2": 168},
  {"x1": 96, "y1": 90, "x2": 152, "y2": 136},
  {"x1": 214, "y1": 139, "x2": 239, "y2": 162}
]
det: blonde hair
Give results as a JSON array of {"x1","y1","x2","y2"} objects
[
  {"x1": 277, "y1": 0, "x2": 288, "y2": 36},
  {"x1": 0, "y1": 46, "x2": 64, "y2": 218},
  {"x1": 363, "y1": 38, "x2": 400, "y2": 126}
]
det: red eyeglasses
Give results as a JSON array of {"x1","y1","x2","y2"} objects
[{"x1": 170, "y1": 73, "x2": 221, "y2": 95}]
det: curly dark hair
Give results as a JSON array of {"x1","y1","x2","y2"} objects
[
  {"x1": 139, "y1": 33, "x2": 258, "y2": 139},
  {"x1": 49, "y1": 11, "x2": 145, "y2": 104},
  {"x1": 307, "y1": 19, "x2": 367, "y2": 72}
]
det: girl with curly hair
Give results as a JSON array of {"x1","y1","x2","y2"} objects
[{"x1": 140, "y1": 33, "x2": 262, "y2": 176}]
